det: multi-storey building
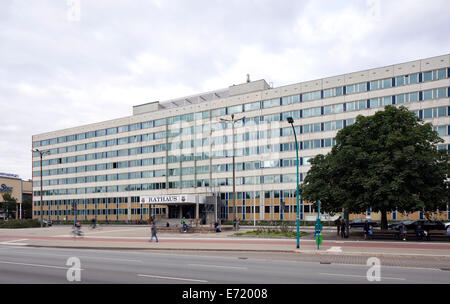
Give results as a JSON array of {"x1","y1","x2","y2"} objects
[{"x1": 32, "y1": 54, "x2": 450, "y2": 224}]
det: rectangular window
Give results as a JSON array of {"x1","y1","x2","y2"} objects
[
  {"x1": 154, "y1": 118, "x2": 166, "y2": 127},
  {"x1": 345, "y1": 82, "x2": 367, "y2": 95},
  {"x1": 423, "y1": 89, "x2": 433, "y2": 101},
  {"x1": 228, "y1": 105, "x2": 243, "y2": 114},
  {"x1": 303, "y1": 107, "x2": 321, "y2": 118},
  {"x1": 262, "y1": 98, "x2": 280, "y2": 109},
  {"x1": 244, "y1": 101, "x2": 260, "y2": 112},
  {"x1": 423, "y1": 71, "x2": 432, "y2": 82},
  {"x1": 211, "y1": 108, "x2": 226, "y2": 117},
  {"x1": 324, "y1": 103, "x2": 344, "y2": 115},
  {"x1": 302, "y1": 91, "x2": 321, "y2": 102},
  {"x1": 423, "y1": 108, "x2": 433, "y2": 119},
  {"x1": 281, "y1": 95, "x2": 300, "y2": 105}
]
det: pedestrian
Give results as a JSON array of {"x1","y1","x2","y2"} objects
[
  {"x1": 363, "y1": 220, "x2": 370, "y2": 240},
  {"x1": 399, "y1": 223, "x2": 407, "y2": 241},
  {"x1": 335, "y1": 216, "x2": 341, "y2": 236},
  {"x1": 233, "y1": 218, "x2": 237, "y2": 230},
  {"x1": 340, "y1": 219, "x2": 346, "y2": 238},
  {"x1": 149, "y1": 222, "x2": 158, "y2": 243},
  {"x1": 415, "y1": 225, "x2": 425, "y2": 240},
  {"x1": 182, "y1": 217, "x2": 187, "y2": 232}
]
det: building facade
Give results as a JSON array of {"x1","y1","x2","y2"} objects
[
  {"x1": 32, "y1": 55, "x2": 450, "y2": 224},
  {"x1": 0, "y1": 173, "x2": 32, "y2": 219}
]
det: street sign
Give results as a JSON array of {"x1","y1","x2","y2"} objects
[{"x1": 315, "y1": 218, "x2": 323, "y2": 232}]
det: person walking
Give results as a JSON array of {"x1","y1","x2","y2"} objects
[
  {"x1": 149, "y1": 222, "x2": 158, "y2": 243},
  {"x1": 363, "y1": 220, "x2": 370, "y2": 240},
  {"x1": 182, "y1": 217, "x2": 187, "y2": 232},
  {"x1": 335, "y1": 216, "x2": 341, "y2": 236},
  {"x1": 399, "y1": 223, "x2": 407, "y2": 241},
  {"x1": 340, "y1": 219, "x2": 346, "y2": 238}
]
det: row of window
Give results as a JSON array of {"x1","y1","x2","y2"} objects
[
  {"x1": 33, "y1": 173, "x2": 307, "y2": 196},
  {"x1": 34, "y1": 110, "x2": 450, "y2": 174},
  {"x1": 34, "y1": 118, "x2": 449, "y2": 183},
  {"x1": 34, "y1": 87, "x2": 449, "y2": 160},
  {"x1": 35, "y1": 206, "x2": 314, "y2": 217},
  {"x1": 33, "y1": 68, "x2": 449, "y2": 148},
  {"x1": 34, "y1": 152, "x2": 314, "y2": 180},
  {"x1": 34, "y1": 129, "x2": 342, "y2": 173},
  {"x1": 33, "y1": 208, "x2": 166, "y2": 216},
  {"x1": 35, "y1": 170, "x2": 306, "y2": 189}
]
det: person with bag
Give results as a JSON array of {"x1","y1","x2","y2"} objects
[
  {"x1": 149, "y1": 222, "x2": 158, "y2": 243},
  {"x1": 363, "y1": 220, "x2": 370, "y2": 240}
]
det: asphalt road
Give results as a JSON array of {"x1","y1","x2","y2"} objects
[{"x1": 0, "y1": 245, "x2": 449, "y2": 284}]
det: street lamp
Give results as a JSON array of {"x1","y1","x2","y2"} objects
[
  {"x1": 287, "y1": 117, "x2": 300, "y2": 249},
  {"x1": 219, "y1": 114, "x2": 245, "y2": 225},
  {"x1": 32, "y1": 148, "x2": 49, "y2": 228}
]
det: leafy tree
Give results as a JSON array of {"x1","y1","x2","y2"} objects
[
  {"x1": 302, "y1": 106, "x2": 449, "y2": 229},
  {"x1": 2, "y1": 193, "x2": 17, "y2": 219}
]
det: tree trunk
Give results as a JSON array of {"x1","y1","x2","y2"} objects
[{"x1": 381, "y1": 209, "x2": 388, "y2": 230}]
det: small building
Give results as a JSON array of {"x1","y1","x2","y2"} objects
[{"x1": 0, "y1": 173, "x2": 32, "y2": 219}]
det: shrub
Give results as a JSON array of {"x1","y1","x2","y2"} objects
[{"x1": 0, "y1": 219, "x2": 41, "y2": 228}]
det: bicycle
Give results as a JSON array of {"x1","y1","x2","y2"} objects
[
  {"x1": 72, "y1": 227, "x2": 84, "y2": 238},
  {"x1": 89, "y1": 223, "x2": 101, "y2": 230}
]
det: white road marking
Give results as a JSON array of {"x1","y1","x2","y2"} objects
[
  {"x1": 320, "y1": 273, "x2": 405, "y2": 281},
  {"x1": 138, "y1": 274, "x2": 208, "y2": 283},
  {"x1": 53, "y1": 227, "x2": 146, "y2": 237},
  {"x1": 0, "y1": 239, "x2": 28, "y2": 246},
  {"x1": 12, "y1": 251, "x2": 142, "y2": 263},
  {"x1": 188, "y1": 263, "x2": 248, "y2": 270},
  {"x1": 0, "y1": 260, "x2": 84, "y2": 270},
  {"x1": 326, "y1": 247, "x2": 342, "y2": 253}
]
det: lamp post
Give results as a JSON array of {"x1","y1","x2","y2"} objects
[
  {"x1": 287, "y1": 117, "x2": 300, "y2": 249},
  {"x1": 32, "y1": 148, "x2": 49, "y2": 228},
  {"x1": 220, "y1": 114, "x2": 245, "y2": 225}
]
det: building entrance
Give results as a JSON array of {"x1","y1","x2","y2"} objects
[
  {"x1": 168, "y1": 204, "x2": 196, "y2": 219},
  {"x1": 168, "y1": 206, "x2": 180, "y2": 219},
  {"x1": 181, "y1": 205, "x2": 195, "y2": 219}
]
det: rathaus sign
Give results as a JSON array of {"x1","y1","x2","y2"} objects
[{"x1": 140, "y1": 195, "x2": 197, "y2": 204}]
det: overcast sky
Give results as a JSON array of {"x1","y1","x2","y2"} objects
[{"x1": 0, "y1": 0, "x2": 449, "y2": 181}]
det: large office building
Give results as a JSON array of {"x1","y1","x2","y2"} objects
[{"x1": 32, "y1": 54, "x2": 450, "y2": 224}]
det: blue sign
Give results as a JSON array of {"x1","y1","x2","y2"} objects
[
  {"x1": 0, "y1": 184, "x2": 13, "y2": 193},
  {"x1": 315, "y1": 218, "x2": 323, "y2": 232}
]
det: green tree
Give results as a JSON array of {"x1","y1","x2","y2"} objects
[
  {"x1": 302, "y1": 106, "x2": 449, "y2": 229},
  {"x1": 2, "y1": 193, "x2": 17, "y2": 219}
]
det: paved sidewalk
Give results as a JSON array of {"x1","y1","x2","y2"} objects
[{"x1": 1, "y1": 225, "x2": 449, "y2": 258}]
